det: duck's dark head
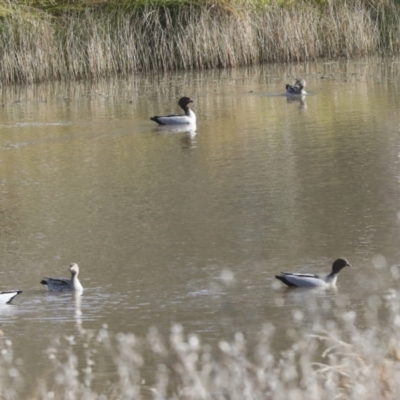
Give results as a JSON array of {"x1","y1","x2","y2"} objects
[
  {"x1": 332, "y1": 258, "x2": 351, "y2": 274},
  {"x1": 178, "y1": 97, "x2": 193, "y2": 110}
]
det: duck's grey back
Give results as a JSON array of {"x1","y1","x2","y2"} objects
[{"x1": 40, "y1": 277, "x2": 74, "y2": 291}]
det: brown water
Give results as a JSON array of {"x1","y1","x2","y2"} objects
[{"x1": 1, "y1": 59, "x2": 400, "y2": 392}]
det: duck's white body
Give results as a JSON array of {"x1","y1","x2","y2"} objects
[
  {"x1": 0, "y1": 291, "x2": 22, "y2": 305},
  {"x1": 41, "y1": 263, "x2": 83, "y2": 292},
  {"x1": 285, "y1": 79, "x2": 307, "y2": 96},
  {"x1": 151, "y1": 97, "x2": 196, "y2": 126},
  {"x1": 275, "y1": 258, "x2": 351, "y2": 288}
]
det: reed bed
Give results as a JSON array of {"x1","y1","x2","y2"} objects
[
  {"x1": 0, "y1": 0, "x2": 400, "y2": 84},
  {"x1": 2, "y1": 289, "x2": 400, "y2": 398}
]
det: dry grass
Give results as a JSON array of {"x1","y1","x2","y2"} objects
[
  {"x1": 0, "y1": 0, "x2": 399, "y2": 84},
  {"x1": 2, "y1": 289, "x2": 400, "y2": 399}
]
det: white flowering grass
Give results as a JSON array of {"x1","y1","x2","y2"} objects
[{"x1": 2, "y1": 291, "x2": 400, "y2": 399}]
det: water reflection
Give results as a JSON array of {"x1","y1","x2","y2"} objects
[
  {"x1": 152, "y1": 124, "x2": 197, "y2": 149},
  {"x1": 286, "y1": 94, "x2": 307, "y2": 110},
  {"x1": 74, "y1": 292, "x2": 83, "y2": 333},
  {"x1": 0, "y1": 304, "x2": 20, "y2": 319},
  {"x1": 277, "y1": 285, "x2": 338, "y2": 302},
  {"x1": 180, "y1": 134, "x2": 197, "y2": 150},
  {"x1": 152, "y1": 124, "x2": 197, "y2": 136}
]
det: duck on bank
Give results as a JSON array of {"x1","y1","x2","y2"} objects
[
  {"x1": 150, "y1": 97, "x2": 196, "y2": 126},
  {"x1": 275, "y1": 258, "x2": 351, "y2": 288},
  {"x1": 41, "y1": 263, "x2": 83, "y2": 292}
]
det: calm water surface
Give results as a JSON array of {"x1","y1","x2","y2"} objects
[{"x1": 1, "y1": 59, "x2": 400, "y2": 390}]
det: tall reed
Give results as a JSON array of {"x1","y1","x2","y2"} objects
[{"x1": 0, "y1": 0, "x2": 400, "y2": 84}]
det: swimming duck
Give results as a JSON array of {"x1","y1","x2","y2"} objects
[
  {"x1": 41, "y1": 263, "x2": 83, "y2": 292},
  {"x1": 275, "y1": 258, "x2": 351, "y2": 288},
  {"x1": 285, "y1": 79, "x2": 307, "y2": 95},
  {"x1": 0, "y1": 290, "x2": 22, "y2": 305},
  {"x1": 150, "y1": 97, "x2": 196, "y2": 126}
]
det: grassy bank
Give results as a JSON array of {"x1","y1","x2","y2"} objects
[
  {"x1": 0, "y1": 0, "x2": 400, "y2": 84},
  {"x1": 2, "y1": 290, "x2": 400, "y2": 398}
]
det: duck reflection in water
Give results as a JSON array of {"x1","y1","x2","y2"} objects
[
  {"x1": 153, "y1": 124, "x2": 197, "y2": 136},
  {"x1": 152, "y1": 124, "x2": 197, "y2": 149},
  {"x1": 286, "y1": 94, "x2": 307, "y2": 110},
  {"x1": 74, "y1": 291, "x2": 83, "y2": 334}
]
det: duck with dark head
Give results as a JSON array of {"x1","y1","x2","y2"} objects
[{"x1": 150, "y1": 97, "x2": 196, "y2": 126}]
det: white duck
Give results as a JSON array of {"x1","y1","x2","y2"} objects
[
  {"x1": 285, "y1": 79, "x2": 307, "y2": 95},
  {"x1": 150, "y1": 97, "x2": 196, "y2": 126},
  {"x1": 0, "y1": 290, "x2": 22, "y2": 305},
  {"x1": 275, "y1": 258, "x2": 351, "y2": 288},
  {"x1": 41, "y1": 263, "x2": 83, "y2": 292}
]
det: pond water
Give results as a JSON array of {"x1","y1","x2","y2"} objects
[{"x1": 1, "y1": 59, "x2": 400, "y2": 392}]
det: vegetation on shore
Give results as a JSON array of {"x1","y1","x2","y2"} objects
[
  {"x1": 2, "y1": 290, "x2": 400, "y2": 398},
  {"x1": 0, "y1": 0, "x2": 400, "y2": 84}
]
